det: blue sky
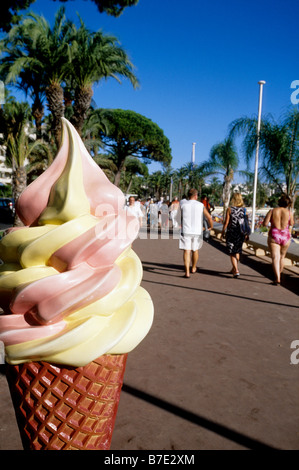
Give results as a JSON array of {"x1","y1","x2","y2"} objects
[{"x1": 10, "y1": 0, "x2": 299, "y2": 181}]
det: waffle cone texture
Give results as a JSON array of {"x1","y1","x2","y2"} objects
[{"x1": 5, "y1": 354, "x2": 127, "y2": 450}]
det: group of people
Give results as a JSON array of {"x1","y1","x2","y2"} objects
[
  {"x1": 221, "y1": 192, "x2": 294, "y2": 285},
  {"x1": 125, "y1": 191, "x2": 295, "y2": 285},
  {"x1": 125, "y1": 195, "x2": 182, "y2": 230}
]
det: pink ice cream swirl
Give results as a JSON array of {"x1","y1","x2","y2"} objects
[{"x1": 0, "y1": 118, "x2": 150, "y2": 366}]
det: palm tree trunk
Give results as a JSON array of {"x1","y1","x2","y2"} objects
[
  {"x1": 46, "y1": 82, "x2": 65, "y2": 148},
  {"x1": 126, "y1": 177, "x2": 133, "y2": 193},
  {"x1": 32, "y1": 99, "x2": 44, "y2": 140},
  {"x1": 71, "y1": 86, "x2": 93, "y2": 136},
  {"x1": 12, "y1": 166, "x2": 27, "y2": 227},
  {"x1": 222, "y1": 171, "x2": 233, "y2": 219},
  {"x1": 114, "y1": 161, "x2": 126, "y2": 188}
]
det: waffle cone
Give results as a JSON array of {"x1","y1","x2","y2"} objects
[{"x1": 5, "y1": 354, "x2": 127, "y2": 450}]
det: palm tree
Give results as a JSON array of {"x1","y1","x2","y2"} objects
[
  {"x1": 174, "y1": 166, "x2": 189, "y2": 199},
  {"x1": 206, "y1": 177, "x2": 223, "y2": 205},
  {"x1": 0, "y1": 22, "x2": 46, "y2": 138},
  {"x1": 80, "y1": 107, "x2": 109, "y2": 155},
  {"x1": 0, "y1": 8, "x2": 73, "y2": 147},
  {"x1": 229, "y1": 108, "x2": 299, "y2": 206},
  {"x1": 146, "y1": 171, "x2": 164, "y2": 200},
  {"x1": 181, "y1": 162, "x2": 209, "y2": 196},
  {"x1": 205, "y1": 137, "x2": 239, "y2": 217},
  {"x1": 68, "y1": 17, "x2": 138, "y2": 135},
  {"x1": 0, "y1": 98, "x2": 49, "y2": 225}
]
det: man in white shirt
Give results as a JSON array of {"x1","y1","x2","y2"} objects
[
  {"x1": 125, "y1": 196, "x2": 144, "y2": 227},
  {"x1": 180, "y1": 188, "x2": 213, "y2": 277}
]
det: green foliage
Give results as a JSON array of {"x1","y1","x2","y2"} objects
[
  {"x1": 202, "y1": 177, "x2": 223, "y2": 205},
  {"x1": 56, "y1": 0, "x2": 139, "y2": 17},
  {"x1": 207, "y1": 137, "x2": 239, "y2": 177},
  {"x1": 203, "y1": 137, "x2": 239, "y2": 216},
  {"x1": 0, "y1": 96, "x2": 52, "y2": 200},
  {"x1": 68, "y1": 17, "x2": 138, "y2": 88},
  {"x1": 266, "y1": 192, "x2": 281, "y2": 208},
  {"x1": 99, "y1": 109, "x2": 172, "y2": 185},
  {"x1": 0, "y1": 0, "x2": 33, "y2": 32},
  {"x1": 229, "y1": 108, "x2": 299, "y2": 202},
  {"x1": 0, "y1": 185, "x2": 13, "y2": 197},
  {"x1": 0, "y1": 0, "x2": 139, "y2": 32},
  {"x1": 101, "y1": 109, "x2": 171, "y2": 163},
  {"x1": 0, "y1": 7, "x2": 139, "y2": 140}
]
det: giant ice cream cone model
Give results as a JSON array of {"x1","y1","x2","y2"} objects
[{"x1": 0, "y1": 118, "x2": 154, "y2": 450}]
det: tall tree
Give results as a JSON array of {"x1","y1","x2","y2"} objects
[
  {"x1": 0, "y1": 8, "x2": 73, "y2": 147},
  {"x1": 146, "y1": 171, "x2": 164, "y2": 200},
  {"x1": 181, "y1": 162, "x2": 208, "y2": 196},
  {"x1": 205, "y1": 137, "x2": 239, "y2": 217},
  {"x1": 229, "y1": 107, "x2": 299, "y2": 206},
  {"x1": 0, "y1": 98, "x2": 49, "y2": 225},
  {"x1": 99, "y1": 109, "x2": 172, "y2": 187},
  {"x1": 0, "y1": 20, "x2": 46, "y2": 138},
  {"x1": 173, "y1": 166, "x2": 189, "y2": 200},
  {"x1": 68, "y1": 18, "x2": 138, "y2": 135},
  {"x1": 203, "y1": 177, "x2": 223, "y2": 205},
  {"x1": 80, "y1": 107, "x2": 109, "y2": 155}
]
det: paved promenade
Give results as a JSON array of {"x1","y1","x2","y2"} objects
[{"x1": 0, "y1": 231, "x2": 298, "y2": 450}]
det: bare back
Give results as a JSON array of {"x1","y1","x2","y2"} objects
[{"x1": 270, "y1": 207, "x2": 292, "y2": 230}]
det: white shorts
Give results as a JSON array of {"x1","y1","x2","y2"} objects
[{"x1": 179, "y1": 234, "x2": 203, "y2": 251}]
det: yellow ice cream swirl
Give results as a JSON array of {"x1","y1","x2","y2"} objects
[{"x1": 0, "y1": 118, "x2": 154, "y2": 367}]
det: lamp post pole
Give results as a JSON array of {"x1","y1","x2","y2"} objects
[
  {"x1": 191, "y1": 142, "x2": 196, "y2": 169},
  {"x1": 251, "y1": 80, "x2": 266, "y2": 234}
]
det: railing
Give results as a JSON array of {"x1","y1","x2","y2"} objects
[{"x1": 210, "y1": 223, "x2": 299, "y2": 266}]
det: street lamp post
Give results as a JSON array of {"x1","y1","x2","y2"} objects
[
  {"x1": 191, "y1": 142, "x2": 196, "y2": 169},
  {"x1": 251, "y1": 80, "x2": 266, "y2": 234}
]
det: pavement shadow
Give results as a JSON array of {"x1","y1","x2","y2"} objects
[
  {"x1": 142, "y1": 260, "x2": 270, "y2": 285},
  {"x1": 142, "y1": 261, "x2": 234, "y2": 280},
  {"x1": 122, "y1": 383, "x2": 278, "y2": 450},
  {"x1": 143, "y1": 278, "x2": 298, "y2": 310},
  {"x1": 209, "y1": 237, "x2": 299, "y2": 296}
]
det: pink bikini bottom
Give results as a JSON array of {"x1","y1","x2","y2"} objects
[{"x1": 269, "y1": 227, "x2": 291, "y2": 246}]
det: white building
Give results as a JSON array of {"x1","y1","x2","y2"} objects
[{"x1": 0, "y1": 145, "x2": 12, "y2": 186}]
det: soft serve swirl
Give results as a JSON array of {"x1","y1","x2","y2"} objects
[{"x1": 0, "y1": 118, "x2": 154, "y2": 366}]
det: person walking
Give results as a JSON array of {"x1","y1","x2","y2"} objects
[
  {"x1": 221, "y1": 192, "x2": 248, "y2": 277},
  {"x1": 125, "y1": 196, "x2": 144, "y2": 227},
  {"x1": 263, "y1": 193, "x2": 294, "y2": 285},
  {"x1": 169, "y1": 197, "x2": 180, "y2": 229},
  {"x1": 180, "y1": 188, "x2": 213, "y2": 278},
  {"x1": 149, "y1": 198, "x2": 158, "y2": 229},
  {"x1": 201, "y1": 194, "x2": 212, "y2": 242},
  {"x1": 161, "y1": 200, "x2": 170, "y2": 229}
]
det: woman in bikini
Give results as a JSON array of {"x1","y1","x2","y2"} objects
[{"x1": 263, "y1": 194, "x2": 294, "y2": 285}]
